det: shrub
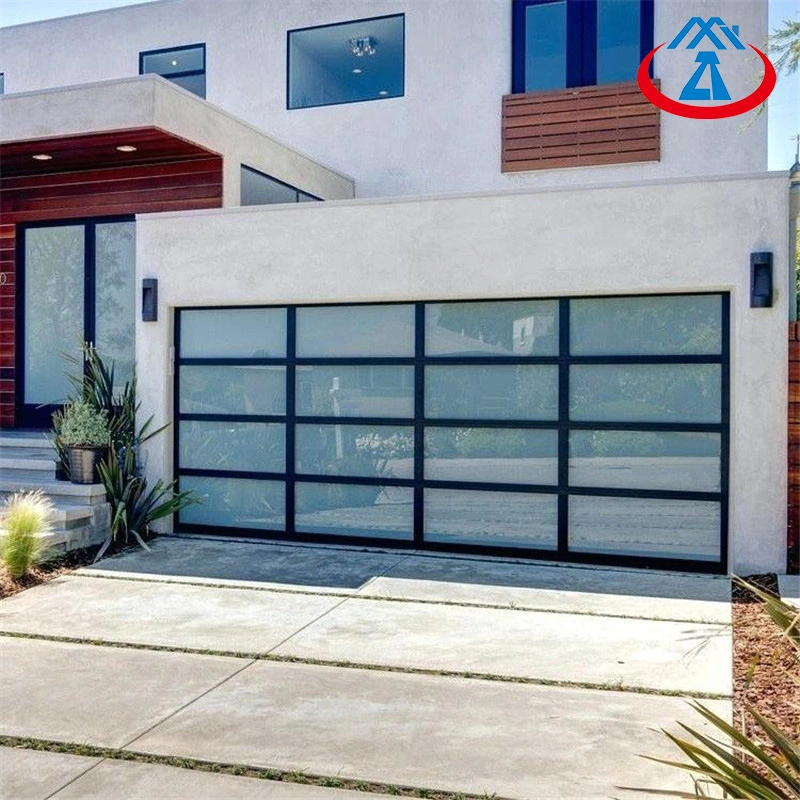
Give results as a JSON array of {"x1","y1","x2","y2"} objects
[
  {"x1": 0, "y1": 491, "x2": 52, "y2": 578},
  {"x1": 59, "y1": 402, "x2": 110, "y2": 448}
]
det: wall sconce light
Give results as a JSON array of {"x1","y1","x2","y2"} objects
[
  {"x1": 142, "y1": 278, "x2": 158, "y2": 321},
  {"x1": 750, "y1": 252, "x2": 773, "y2": 308}
]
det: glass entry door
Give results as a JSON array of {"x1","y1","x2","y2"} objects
[{"x1": 20, "y1": 218, "x2": 135, "y2": 428}]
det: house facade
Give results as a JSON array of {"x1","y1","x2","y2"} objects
[{"x1": 0, "y1": 0, "x2": 794, "y2": 576}]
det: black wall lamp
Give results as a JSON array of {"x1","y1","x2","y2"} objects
[
  {"x1": 750, "y1": 252, "x2": 773, "y2": 308},
  {"x1": 142, "y1": 278, "x2": 158, "y2": 321}
]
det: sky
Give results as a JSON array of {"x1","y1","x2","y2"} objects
[{"x1": 0, "y1": 0, "x2": 798, "y2": 170}]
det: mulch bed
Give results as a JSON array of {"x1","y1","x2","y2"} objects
[
  {"x1": 732, "y1": 573, "x2": 799, "y2": 753},
  {"x1": 0, "y1": 546, "x2": 101, "y2": 599}
]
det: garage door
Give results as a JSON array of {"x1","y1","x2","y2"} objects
[{"x1": 174, "y1": 293, "x2": 728, "y2": 571}]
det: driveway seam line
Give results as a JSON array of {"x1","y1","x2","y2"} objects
[
  {"x1": 42, "y1": 756, "x2": 109, "y2": 800},
  {"x1": 68, "y1": 572, "x2": 729, "y2": 625},
  {"x1": 0, "y1": 631, "x2": 732, "y2": 699},
  {"x1": 119, "y1": 658, "x2": 258, "y2": 750},
  {"x1": 264, "y1": 592, "x2": 359, "y2": 654},
  {"x1": 0, "y1": 736, "x2": 510, "y2": 800}
]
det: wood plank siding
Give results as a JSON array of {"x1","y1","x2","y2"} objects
[
  {"x1": 501, "y1": 80, "x2": 660, "y2": 172},
  {"x1": 0, "y1": 128, "x2": 223, "y2": 426}
]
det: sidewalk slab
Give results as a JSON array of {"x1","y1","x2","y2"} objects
[
  {"x1": 130, "y1": 660, "x2": 730, "y2": 800},
  {"x1": 778, "y1": 575, "x2": 800, "y2": 606},
  {"x1": 0, "y1": 747, "x2": 100, "y2": 800},
  {"x1": 50, "y1": 758, "x2": 396, "y2": 799},
  {"x1": 79, "y1": 536, "x2": 407, "y2": 594},
  {"x1": 366, "y1": 555, "x2": 731, "y2": 622},
  {"x1": 0, "y1": 637, "x2": 244, "y2": 748},
  {"x1": 0, "y1": 575, "x2": 345, "y2": 653},
  {"x1": 274, "y1": 596, "x2": 731, "y2": 694}
]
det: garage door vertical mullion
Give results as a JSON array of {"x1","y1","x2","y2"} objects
[{"x1": 286, "y1": 307, "x2": 296, "y2": 537}]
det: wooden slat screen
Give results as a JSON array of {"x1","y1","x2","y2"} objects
[{"x1": 502, "y1": 80, "x2": 660, "y2": 172}]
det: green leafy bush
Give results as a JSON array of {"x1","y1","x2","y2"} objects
[
  {"x1": 0, "y1": 491, "x2": 52, "y2": 578},
  {"x1": 59, "y1": 402, "x2": 110, "y2": 448}
]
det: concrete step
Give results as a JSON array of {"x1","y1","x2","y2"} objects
[
  {"x1": 0, "y1": 433, "x2": 54, "y2": 451},
  {"x1": 0, "y1": 478, "x2": 106, "y2": 505},
  {"x1": 0, "y1": 456, "x2": 56, "y2": 473},
  {"x1": 0, "y1": 445, "x2": 57, "y2": 460}
]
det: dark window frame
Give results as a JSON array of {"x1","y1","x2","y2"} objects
[
  {"x1": 173, "y1": 293, "x2": 729, "y2": 574},
  {"x1": 511, "y1": 0, "x2": 654, "y2": 93},
  {"x1": 0, "y1": 73, "x2": 5, "y2": 95},
  {"x1": 240, "y1": 164, "x2": 322, "y2": 206},
  {"x1": 286, "y1": 13, "x2": 406, "y2": 110},
  {"x1": 139, "y1": 42, "x2": 207, "y2": 97}
]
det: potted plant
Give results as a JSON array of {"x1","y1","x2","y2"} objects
[{"x1": 59, "y1": 402, "x2": 110, "y2": 484}]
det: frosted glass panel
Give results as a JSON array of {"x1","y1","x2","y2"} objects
[
  {"x1": 296, "y1": 424, "x2": 413, "y2": 478},
  {"x1": 425, "y1": 489, "x2": 557, "y2": 549},
  {"x1": 180, "y1": 476, "x2": 285, "y2": 530},
  {"x1": 296, "y1": 365, "x2": 414, "y2": 417},
  {"x1": 181, "y1": 308, "x2": 286, "y2": 358},
  {"x1": 297, "y1": 304, "x2": 414, "y2": 357},
  {"x1": 180, "y1": 421, "x2": 285, "y2": 473},
  {"x1": 24, "y1": 225, "x2": 84, "y2": 405},
  {"x1": 426, "y1": 365, "x2": 558, "y2": 420},
  {"x1": 180, "y1": 365, "x2": 286, "y2": 415},
  {"x1": 425, "y1": 428, "x2": 557, "y2": 485},
  {"x1": 570, "y1": 295, "x2": 722, "y2": 355},
  {"x1": 425, "y1": 300, "x2": 558, "y2": 356},
  {"x1": 569, "y1": 431, "x2": 720, "y2": 492},
  {"x1": 569, "y1": 496, "x2": 720, "y2": 560},
  {"x1": 570, "y1": 364, "x2": 721, "y2": 423},
  {"x1": 296, "y1": 482, "x2": 413, "y2": 539},
  {"x1": 95, "y1": 221, "x2": 135, "y2": 390}
]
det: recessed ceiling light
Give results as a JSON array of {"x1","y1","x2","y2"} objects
[
  {"x1": 116, "y1": 145, "x2": 138, "y2": 152},
  {"x1": 32, "y1": 154, "x2": 53, "y2": 161},
  {"x1": 378, "y1": 90, "x2": 388, "y2": 96},
  {"x1": 352, "y1": 68, "x2": 363, "y2": 74},
  {"x1": 171, "y1": 59, "x2": 178, "y2": 66}
]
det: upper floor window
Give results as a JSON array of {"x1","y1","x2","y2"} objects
[
  {"x1": 511, "y1": 0, "x2": 653, "y2": 93},
  {"x1": 241, "y1": 166, "x2": 321, "y2": 206},
  {"x1": 288, "y1": 14, "x2": 404, "y2": 109},
  {"x1": 0, "y1": 74, "x2": 5, "y2": 95},
  {"x1": 140, "y1": 43, "x2": 206, "y2": 98}
]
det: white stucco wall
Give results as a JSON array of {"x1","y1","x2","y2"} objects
[
  {"x1": 0, "y1": 76, "x2": 355, "y2": 204},
  {"x1": 0, "y1": 0, "x2": 768, "y2": 198},
  {"x1": 135, "y1": 173, "x2": 789, "y2": 574}
]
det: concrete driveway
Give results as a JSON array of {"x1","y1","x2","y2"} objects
[{"x1": 0, "y1": 536, "x2": 732, "y2": 799}]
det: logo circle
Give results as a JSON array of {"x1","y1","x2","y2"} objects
[{"x1": 637, "y1": 42, "x2": 776, "y2": 119}]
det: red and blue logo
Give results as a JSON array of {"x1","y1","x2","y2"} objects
[{"x1": 637, "y1": 17, "x2": 776, "y2": 119}]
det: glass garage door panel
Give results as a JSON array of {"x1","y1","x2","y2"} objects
[
  {"x1": 180, "y1": 308, "x2": 287, "y2": 358},
  {"x1": 569, "y1": 496, "x2": 721, "y2": 561},
  {"x1": 425, "y1": 489, "x2": 558, "y2": 550},
  {"x1": 179, "y1": 421, "x2": 286, "y2": 473},
  {"x1": 568, "y1": 431, "x2": 721, "y2": 492},
  {"x1": 570, "y1": 364, "x2": 721, "y2": 424},
  {"x1": 425, "y1": 300, "x2": 558, "y2": 357},
  {"x1": 296, "y1": 424, "x2": 414, "y2": 479},
  {"x1": 297, "y1": 304, "x2": 414, "y2": 357},
  {"x1": 179, "y1": 365, "x2": 286, "y2": 415},
  {"x1": 425, "y1": 427, "x2": 558, "y2": 485},
  {"x1": 296, "y1": 482, "x2": 414, "y2": 540},
  {"x1": 180, "y1": 476, "x2": 285, "y2": 531},
  {"x1": 426, "y1": 365, "x2": 558, "y2": 420},
  {"x1": 296, "y1": 365, "x2": 414, "y2": 418}
]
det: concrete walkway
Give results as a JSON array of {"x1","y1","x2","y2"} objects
[{"x1": 0, "y1": 536, "x2": 733, "y2": 799}]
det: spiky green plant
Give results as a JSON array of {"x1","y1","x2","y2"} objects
[
  {"x1": 621, "y1": 580, "x2": 799, "y2": 798},
  {"x1": 0, "y1": 491, "x2": 53, "y2": 578}
]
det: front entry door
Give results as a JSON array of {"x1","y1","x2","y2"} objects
[{"x1": 19, "y1": 218, "x2": 135, "y2": 428}]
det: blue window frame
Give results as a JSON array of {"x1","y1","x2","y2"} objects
[
  {"x1": 139, "y1": 43, "x2": 206, "y2": 98},
  {"x1": 511, "y1": 0, "x2": 653, "y2": 93},
  {"x1": 287, "y1": 14, "x2": 405, "y2": 109}
]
